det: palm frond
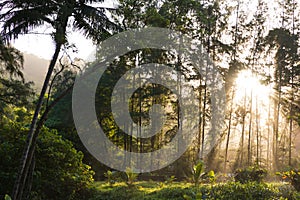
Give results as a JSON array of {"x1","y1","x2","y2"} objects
[
  {"x1": 0, "y1": 39, "x2": 24, "y2": 80},
  {"x1": 0, "y1": 2, "x2": 55, "y2": 41},
  {"x1": 73, "y1": 4, "x2": 122, "y2": 42}
]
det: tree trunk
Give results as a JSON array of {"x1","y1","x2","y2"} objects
[
  {"x1": 12, "y1": 43, "x2": 62, "y2": 200},
  {"x1": 274, "y1": 66, "x2": 282, "y2": 170},
  {"x1": 200, "y1": 83, "x2": 206, "y2": 160},
  {"x1": 240, "y1": 90, "x2": 246, "y2": 167},
  {"x1": 255, "y1": 95, "x2": 260, "y2": 166},
  {"x1": 224, "y1": 87, "x2": 234, "y2": 172},
  {"x1": 20, "y1": 80, "x2": 74, "y2": 199},
  {"x1": 289, "y1": 0, "x2": 295, "y2": 167},
  {"x1": 197, "y1": 78, "x2": 202, "y2": 159},
  {"x1": 248, "y1": 89, "x2": 253, "y2": 166}
]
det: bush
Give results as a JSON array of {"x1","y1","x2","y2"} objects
[
  {"x1": 207, "y1": 170, "x2": 216, "y2": 184},
  {"x1": 104, "y1": 170, "x2": 116, "y2": 186},
  {"x1": 278, "y1": 170, "x2": 300, "y2": 192},
  {"x1": 277, "y1": 183, "x2": 297, "y2": 199},
  {"x1": 234, "y1": 166, "x2": 267, "y2": 183},
  {"x1": 191, "y1": 160, "x2": 205, "y2": 186},
  {"x1": 125, "y1": 168, "x2": 138, "y2": 187},
  {"x1": 34, "y1": 127, "x2": 95, "y2": 200},
  {"x1": 0, "y1": 122, "x2": 94, "y2": 200},
  {"x1": 209, "y1": 182, "x2": 278, "y2": 200}
]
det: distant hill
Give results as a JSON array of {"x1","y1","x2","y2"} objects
[{"x1": 22, "y1": 53, "x2": 49, "y2": 91}]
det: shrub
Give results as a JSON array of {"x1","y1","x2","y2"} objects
[
  {"x1": 234, "y1": 166, "x2": 267, "y2": 183},
  {"x1": 125, "y1": 168, "x2": 138, "y2": 187},
  {"x1": 207, "y1": 170, "x2": 216, "y2": 184},
  {"x1": 278, "y1": 170, "x2": 300, "y2": 192},
  {"x1": 0, "y1": 122, "x2": 94, "y2": 200},
  {"x1": 191, "y1": 160, "x2": 205, "y2": 186},
  {"x1": 34, "y1": 127, "x2": 95, "y2": 200},
  {"x1": 104, "y1": 170, "x2": 116, "y2": 186},
  {"x1": 209, "y1": 182, "x2": 278, "y2": 200},
  {"x1": 277, "y1": 183, "x2": 297, "y2": 199}
]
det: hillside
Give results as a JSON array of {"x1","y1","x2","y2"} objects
[{"x1": 22, "y1": 53, "x2": 49, "y2": 91}]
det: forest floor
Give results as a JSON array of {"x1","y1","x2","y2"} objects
[{"x1": 89, "y1": 181, "x2": 300, "y2": 200}]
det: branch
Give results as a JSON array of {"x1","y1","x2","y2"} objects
[{"x1": 46, "y1": 54, "x2": 65, "y2": 107}]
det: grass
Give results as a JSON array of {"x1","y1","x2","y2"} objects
[{"x1": 88, "y1": 181, "x2": 300, "y2": 200}]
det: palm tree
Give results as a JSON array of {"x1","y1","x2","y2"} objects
[
  {"x1": 0, "y1": 38, "x2": 24, "y2": 79},
  {"x1": 0, "y1": 1, "x2": 120, "y2": 199}
]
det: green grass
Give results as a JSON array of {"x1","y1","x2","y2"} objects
[{"x1": 88, "y1": 181, "x2": 300, "y2": 200}]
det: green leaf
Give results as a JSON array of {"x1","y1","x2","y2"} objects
[{"x1": 5, "y1": 194, "x2": 12, "y2": 200}]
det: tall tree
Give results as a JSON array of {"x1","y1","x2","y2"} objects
[{"x1": 0, "y1": 1, "x2": 120, "y2": 199}]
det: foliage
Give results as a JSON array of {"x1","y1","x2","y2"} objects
[
  {"x1": 276, "y1": 183, "x2": 299, "y2": 199},
  {"x1": 1, "y1": 1, "x2": 300, "y2": 199},
  {"x1": 207, "y1": 170, "x2": 216, "y2": 184},
  {"x1": 277, "y1": 169, "x2": 300, "y2": 192},
  {"x1": 0, "y1": 121, "x2": 94, "y2": 200},
  {"x1": 0, "y1": 78, "x2": 34, "y2": 113},
  {"x1": 0, "y1": 41, "x2": 34, "y2": 117},
  {"x1": 4, "y1": 194, "x2": 12, "y2": 200},
  {"x1": 0, "y1": 0, "x2": 120, "y2": 44},
  {"x1": 234, "y1": 166, "x2": 267, "y2": 183},
  {"x1": 125, "y1": 168, "x2": 138, "y2": 187},
  {"x1": 165, "y1": 175, "x2": 176, "y2": 185},
  {"x1": 34, "y1": 127, "x2": 95, "y2": 200},
  {"x1": 1, "y1": 1, "x2": 120, "y2": 198},
  {"x1": 90, "y1": 181, "x2": 300, "y2": 200},
  {"x1": 191, "y1": 160, "x2": 205, "y2": 186},
  {"x1": 104, "y1": 170, "x2": 117, "y2": 186},
  {"x1": 0, "y1": 39, "x2": 23, "y2": 79},
  {"x1": 45, "y1": 70, "x2": 75, "y2": 130}
]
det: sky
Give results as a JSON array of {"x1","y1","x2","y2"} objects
[
  {"x1": 13, "y1": 30, "x2": 96, "y2": 60},
  {"x1": 11, "y1": 0, "x2": 117, "y2": 61},
  {"x1": 9, "y1": 0, "x2": 300, "y2": 61}
]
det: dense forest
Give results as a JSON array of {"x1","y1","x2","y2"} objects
[{"x1": 1, "y1": 0, "x2": 300, "y2": 199}]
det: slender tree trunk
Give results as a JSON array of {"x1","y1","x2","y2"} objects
[
  {"x1": 288, "y1": 91, "x2": 294, "y2": 167},
  {"x1": 255, "y1": 95, "x2": 260, "y2": 166},
  {"x1": 248, "y1": 89, "x2": 253, "y2": 166},
  {"x1": 267, "y1": 90, "x2": 271, "y2": 170},
  {"x1": 288, "y1": 58, "x2": 295, "y2": 167},
  {"x1": 12, "y1": 43, "x2": 62, "y2": 200},
  {"x1": 224, "y1": 87, "x2": 234, "y2": 172},
  {"x1": 288, "y1": 0, "x2": 295, "y2": 167},
  {"x1": 200, "y1": 83, "x2": 206, "y2": 160},
  {"x1": 197, "y1": 78, "x2": 202, "y2": 159},
  {"x1": 138, "y1": 58, "x2": 143, "y2": 170},
  {"x1": 18, "y1": 73, "x2": 73, "y2": 200},
  {"x1": 24, "y1": 155, "x2": 35, "y2": 200},
  {"x1": 274, "y1": 66, "x2": 282, "y2": 169},
  {"x1": 240, "y1": 90, "x2": 246, "y2": 167}
]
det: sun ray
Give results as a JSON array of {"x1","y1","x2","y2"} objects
[{"x1": 234, "y1": 70, "x2": 272, "y2": 107}]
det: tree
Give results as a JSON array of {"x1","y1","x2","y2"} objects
[
  {"x1": 0, "y1": 120, "x2": 94, "y2": 200},
  {"x1": 0, "y1": 39, "x2": 34, "y2": 122},
  {"x1": 0, "y1": 1, "x2": 120, "y2": 199},
  {"x1": 0, "y1": 38, "x2": 23, "y2": 79}
]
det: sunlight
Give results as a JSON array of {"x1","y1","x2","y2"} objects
[
  {"x1": 234, "y1": 70, "x2": 271, "y2": 107},
  {"x1": 233, "y1": 69, "x2": 274, "y2": 129}
]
